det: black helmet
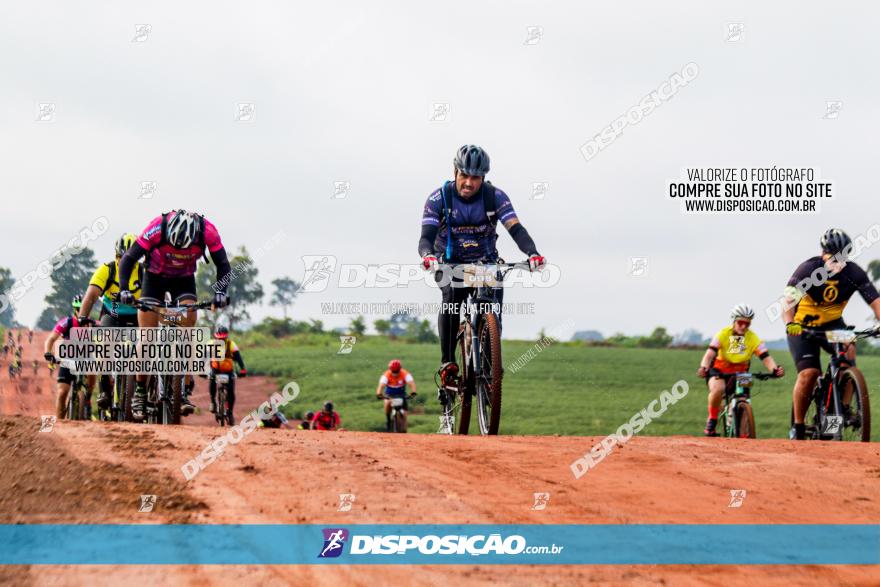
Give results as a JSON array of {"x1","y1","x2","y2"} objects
[
  {"x1": 323, "y1": 400, "x2": 334, "y2": 412},
  {"x1": 453, "y1": 145, "x2": 490, "y2": 177},
  {"x1": 214, "y1": 325, "x2": 229, "y2": 339},
  {"x1": 820, "y1": 228, "x2": 852, "y2": 255},
  {"x1": 305, "y1": 411, "x2": 315, "y2": 420}
]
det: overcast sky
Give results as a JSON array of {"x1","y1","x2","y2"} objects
[{"x1": 2, "y1": 1, "x2": 879, "y2": 340}]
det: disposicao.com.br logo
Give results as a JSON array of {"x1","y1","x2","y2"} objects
[{"x1": 318, "y1": 528, "x2": 563, "y2": 558}]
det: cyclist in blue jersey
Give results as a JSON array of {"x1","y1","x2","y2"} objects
[{"x1": 417, "y1": 145, "x2": 545, "y2": 401}]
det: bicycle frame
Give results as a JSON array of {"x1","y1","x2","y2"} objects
[
  {"x1": 802, "y1": 327, "x2": 868, "y2": 440},
  {"x1": 722, "y1": 373, "x2": 753, "y2": 438},
  {"x1": 136, "y1": 294, "x2": 213, "y2": 425}
]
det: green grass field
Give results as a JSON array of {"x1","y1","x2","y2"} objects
[{"x1": 243, "y1": 334, "x2": 880, "y2": 440}]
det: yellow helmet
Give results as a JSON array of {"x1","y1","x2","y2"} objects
[{"x1": 115, "y1": 233, "x2": 137, "y2": 257}]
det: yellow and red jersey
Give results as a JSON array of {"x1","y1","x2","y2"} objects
[
  {"x1": 710, "y1": 326, "x2": 768, "y2": 374},
  {"x1": 211, "y1": 339, "x2": 240, "y2": 373}
]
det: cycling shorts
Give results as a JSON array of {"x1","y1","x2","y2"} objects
[
  {"x1": 788, "y1": 318, "x2": 846, "y2": 372},
  {"x1": 141, "y1": 272, "x2": 197, "y2": 304},
  {"x1": 57, "y1": 366, "x2": 75, "y2": 385}
]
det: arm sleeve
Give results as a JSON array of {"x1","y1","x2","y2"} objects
[
  {"x1": 210, "y1": 247, "x2": 232, "y2": 294},
  {"x1": 232, "y1": 350, "x2": 246, "y2": 370},
  {"x1": 508, "y1": 223, "x2": 539, "y2": 257},
  {"x1": 418, "y1": 190, "x2": 443, "y2": 258},
  {"x1": 418, "y1": 225, "x2": 438, "y2": 258},
  {"x1": 851, "y1": 264, "x2": 880, "y2": 305},
  {"x1": 118, "y1": 242, "x2": 147, "y2": 291}
]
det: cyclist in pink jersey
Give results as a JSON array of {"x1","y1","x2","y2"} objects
[
  {"x1": 43, "y1": 295, "x2": 95, "y2": 419},
  {"x1": 117, "y1": 209, "x2": 232, "y2": 421}
]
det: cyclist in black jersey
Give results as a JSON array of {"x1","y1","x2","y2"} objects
[{"x1": 783, "y1": 229, "x2": 880, "y2": 439}]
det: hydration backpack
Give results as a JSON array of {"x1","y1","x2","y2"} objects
[{"x1": 438, "y1": 181, "x2": 497, "y2": 259}]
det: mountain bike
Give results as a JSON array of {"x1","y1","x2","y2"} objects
[
  {"x1": 67, "y1": 371, "x2": 92, "y2": 421},
  {"x1": 709, "y1": 370, "x2": 780, "y2": 438},
  {"x1": 99, "y1": 372, "x2": 135, "y2": 422},
  {"x1": 135, "y1": 295, "x2": 213, "y2": 425},
  {"x1": 438, "y1": 259, "x2": 531, "y2": 436},
  {"x1": 378, "y1": 392, "x2": 416, "y2": 433},
  {"x1": 794, "y1": 326, "x2": 875, "y2": 442},
  {"x1": 213, "y1": 372, "x2": 235, "y2": 426}
]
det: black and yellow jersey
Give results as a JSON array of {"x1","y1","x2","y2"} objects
[
  {"x1": 787, "y1": 256, "x2": 879, "y2": 326},
  {"x1": 89, "y1": 260, "x2": 143, "y2": 316}
]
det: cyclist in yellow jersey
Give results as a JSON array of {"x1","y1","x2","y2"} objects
[
  {"x1": 697, "y1": 304, "x2": 784, "y2": 437},
  {"x1": 207, "y1": 326, "x2": 248, "y2": 420},
  {"x1": 78, "y1": 233, "x2": 143, "y2": 409}
]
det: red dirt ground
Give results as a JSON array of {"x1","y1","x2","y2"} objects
[{"x1": 1, "y1": 330, "x2": 878, "y2": 586}]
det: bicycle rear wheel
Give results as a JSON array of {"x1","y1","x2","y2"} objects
[
  {"x1": 798, "y1": 387, "x2": 822, "y2": 440},
  {"x1": 838, "y1": 368, "x2": 870, "y2": 442},
  {"x1": 476, "y1": 313, "x2": 503, "y2": 435},
  {"x1": 735, "y1": 403, "x2": 756, "y2": 438}
]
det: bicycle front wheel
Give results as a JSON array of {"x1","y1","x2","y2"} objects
[
  {"x1": 839, "y1": 368, "x2": 871, "y2": 442},
  {"x1": 735, "y1": 403, "x2": 756, "y2": 439},
  {"x1": 392, "y1": 410, "x2": 405, "y2": 433},
  {"x1": 476, "y1": 313, "x2": 503, "y2": 435},
  {"x1": 446, "y1": 324, "x2": 473, "y2": 435},
  {"x1": 216, "y1": 385, "x2": 227, "y2": 427},
  {"x1": 170, "y1": 375, "x2": 182, "y2": 425}
]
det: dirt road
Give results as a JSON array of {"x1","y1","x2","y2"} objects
[{"x1": 1, "y1": 330, "x2": 878, "y2": 585}]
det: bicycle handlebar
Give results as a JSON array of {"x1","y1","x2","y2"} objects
[
  {"x1": 707, "y1": 370, "x2": 780, "y2": 381},
  {"x1": 801, "y1": 326, "x2": 880, "y2": 341},
  {"x1": 378, "y1": 393, "x2": 417, "y2": 400},
  {"x1": 134, "y1": 299, "x2": 215, "y2": 312}
]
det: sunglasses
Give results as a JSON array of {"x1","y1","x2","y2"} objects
[{"x1": 734, "y1": 319, "x2": 751, "y2": 327}]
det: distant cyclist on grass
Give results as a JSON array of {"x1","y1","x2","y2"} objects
[
  {"x1": 417, "y1": 145, "x2": 545, "y2": 402},
  {"x1": 77, "y1": 233, "x2": 143, "y2": 410},
  {"x1": 783, "y1": 229, "x2": 880, "y2": 440},
  {"x1": 117, "y1": 210, "x2": 232, "y2": 422},
  {"x1": 697, "y1": 304, "x2": 784, "y2": 437},
  {"x1": 376, "y1": 359, "x2": 417, "y2": 431}
]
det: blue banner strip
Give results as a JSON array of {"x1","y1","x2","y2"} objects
[{"x1": 1, "y1": 524, "x2": 877, "y2": 565}]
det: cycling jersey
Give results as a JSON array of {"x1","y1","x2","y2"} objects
[
  {"x1": 211, "y1": 339, "x2": 241, "y2": 373},
  {"x1": 52, "y1": 316, "x2": 82, "y2": 340},
  {"x1": 89, "y1": 260, "x2": 143, "y2": 316},
  {"x1": 311, "y1": 411, "x2": 341, "y2": 431},
  {"x1": 136, "y1": 214, "x2": 223, "y2": 277},
  {"x1": 421, "y1": 183, "x2": 519, "y2": 262},
  {"x1": 787, "y1": 257, "x2": 879, "y2": 327},
  {"x1": 709, "y1": 326, "x2": 768, "y2": 373},
  {"x1": 380, "y1": 368, "x2": 413, "y2": 397}
]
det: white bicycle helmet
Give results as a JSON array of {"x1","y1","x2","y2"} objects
[
  {"x1": 730, "y1": 303, "x2": 755, "y2": 321},
  {"x1": 165, "y1": 210, "x2": 200, "y2": 249}
]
